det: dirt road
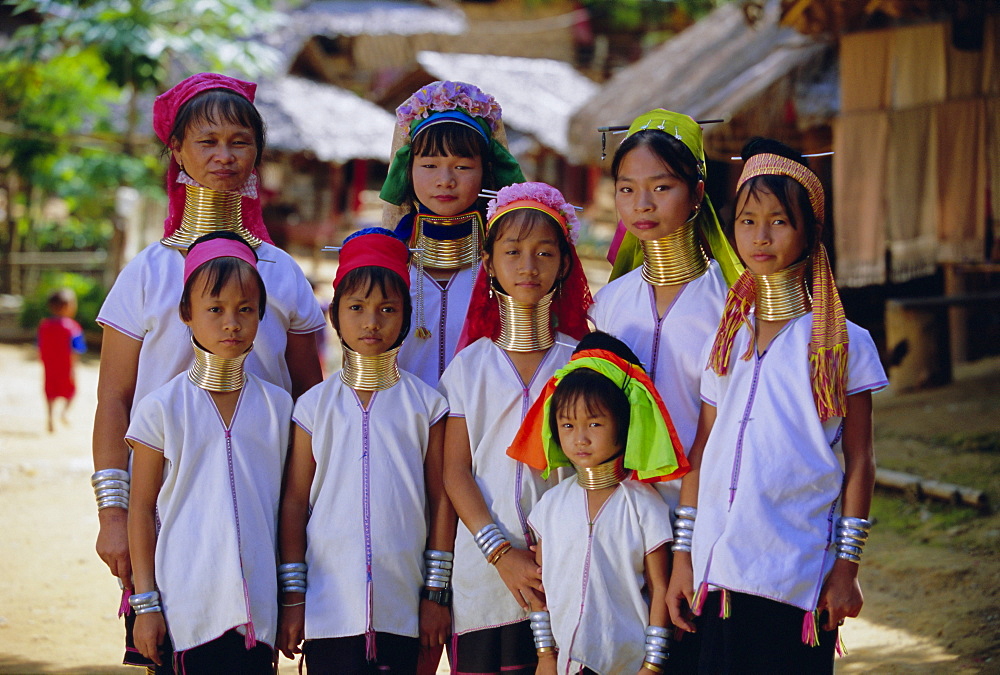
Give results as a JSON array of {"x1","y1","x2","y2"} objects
[{"x1": 0, "y1": 341, "x2": 996, "y2": 673}]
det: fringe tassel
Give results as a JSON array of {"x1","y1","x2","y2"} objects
[
  {"x1": 808, "y1": 245, "x2": 849, "y2": 421},
  {"x1": 708, "y1": 272, "x2": 755, "y2": 376},
  {"x1": 718, "y1": 588, "x2": 731, "y2": 619},
  {"x1": 118, "y1": 587, "x2": 132, "y2": 618},
  {"x1": 836, "y1": 630, "x2": 847, "y2": 657},
  {"x1": 691, "y1": 582, "x2": 709, "y2": 616},
  {"x1": 241, "y1": 578, "x2": 257, "y2": 650},
  {"x1": 810, "y1": 343, "x2": 848, "y2": 421},
  {"x1": 365, "y1": 572, "x2": 377, "y2": 661},
  {"x1": 800, "y1": 609, "x2": 820, "y2": 647}
]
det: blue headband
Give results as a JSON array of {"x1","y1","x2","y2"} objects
[{"x1": 412, "y1": 110, "x2": 489, "y2": 143}]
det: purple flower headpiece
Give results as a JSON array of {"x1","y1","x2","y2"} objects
[
  {"x1": 396, "y1": 80, "x2": 502, "y2": 140},
  {"x1": 485, "y1": 182, "x2": 581, "y2": 244}
]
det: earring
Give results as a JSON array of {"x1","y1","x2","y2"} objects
[{"x1": 488, "y1": 275, "x2": 494, "y2": 299}]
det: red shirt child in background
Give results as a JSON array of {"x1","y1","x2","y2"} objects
[{"x1": 38, "y1": 288, "x2": 86, "y2": 432}]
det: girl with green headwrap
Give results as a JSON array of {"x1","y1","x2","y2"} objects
[{"x1": 379, "y1": 81, "x2": 525, "y2": 389}]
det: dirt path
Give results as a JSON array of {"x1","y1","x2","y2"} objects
[{"x1": 0, "y1": 341, "x2": 996, "y2": 673}]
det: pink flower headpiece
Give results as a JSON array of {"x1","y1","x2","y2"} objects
[
  {"x1": 485, "y1": 182, "x2": 581, "y2": 244},
  {"x1": 396, "y1": 80, "x2": 502, "y2": 140}
]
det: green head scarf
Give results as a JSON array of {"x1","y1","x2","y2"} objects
[{"x1": 608, "y1": 109, "x2": 743, "y2": 286}]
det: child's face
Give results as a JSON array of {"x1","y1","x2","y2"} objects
[
  {"x1": 485, "y1": 220, "x2": 564, "y2": 305},
  {"x1": 55, "y1": 298, "x2": 77, "y2": 319},
  {"x1": 412, "y1": 153, "x2": 483, "y2": 217},
  {"x1": 734, "y1": 188, "x2": 808, "y2": 275},
  {"x1": 614, "y1": 145, "x2": 703, "y2": 241},
  {"x1": 556, "y1": 397, "x2": 622, "y2": 471},
  {"x1": 183, "y1": 275, "x2": 260, "y2": 358},
  {"x1": 337, "y1": 284, "x2": 405, "y2": 357},
  {"x1": 171, "y1": 114, "x2": 257, "y2": 192}
]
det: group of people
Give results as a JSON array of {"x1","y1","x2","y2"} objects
[{"x1": 88, "y1": 72, "x2": 887, "y2": 675}]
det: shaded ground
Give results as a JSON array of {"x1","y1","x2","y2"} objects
[{"x1": 0, "y1": 343, "x2": 997, "y2": 673}]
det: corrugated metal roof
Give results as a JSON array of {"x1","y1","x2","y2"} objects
[
  {"x1": 567, "y1": 0, "x2": 834, "y2": 163},
  {"x1": 416, "y1": 50, "x2": 598, "y2": 156},
  {"x1": 256, "y1": 76, "x2": 396, "y2": 163}
]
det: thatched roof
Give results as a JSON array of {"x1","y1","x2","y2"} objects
[
  {"x1": 259, "y1": 1, "x2": 467, "y2": 74},
  {"x1": 291, "y1": 1, "x2": 465, "y2": 37},
  {"x1": 567, "y1": 0, "x2": 835, "y2": 164},
  {"x1": 255, "y1": 76, "x2": 396, "y2": 163},
  {"x1": 415, "y1": 51, "x2": 598, "y2": 156}
]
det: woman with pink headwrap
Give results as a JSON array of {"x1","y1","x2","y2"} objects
[{"x1": 90, "y1": 73, "x2": 325, "y2": 671}]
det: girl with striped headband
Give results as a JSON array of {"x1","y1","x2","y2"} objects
[
  {"x1": 277, "y1": 228, "x2": 451, "y2": 672},
  {"x1": 128, "y1": 232, "x2": 291, "y2": 672},
  {"x1": 380, "y1": 80, "x2": 525, "y2": 389},
  {"x1": 666, "y1": 138, "x2": 888, "y2": 672},
  {"x1": 439, "y1": 182, "x2": 591, "y2": 674}
]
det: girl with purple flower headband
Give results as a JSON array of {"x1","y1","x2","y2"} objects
[{"x1": 379, "y1": 80, "x2": 525, "y2": 390}]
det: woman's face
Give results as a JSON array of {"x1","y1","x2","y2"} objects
[
  {"x1": 171, "y1": 113, "x2": 257, "y2": 193},
  {"x1": 733, "y1": 188, "x2": 809, "y2": 275},
  {"x1": 485, "y1": 218, "x2": 564, "y2": 305},
  {"x1": 614, "y1": 145, "x2": 703, "y2": 241}
]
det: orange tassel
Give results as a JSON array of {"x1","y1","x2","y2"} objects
[{"x1": 709, "y1": 271, "x2": 755, "y2": 376}]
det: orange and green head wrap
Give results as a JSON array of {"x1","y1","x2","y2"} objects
[
  {"x1": 708, "y1": 147, "x2": 849, "y2": 421},
  {"x1": 607, "y1": 109, "x2": 743, "y2": 286},
  {"x1": 508, "y1": 345, "x2": 689, "y2": 482}
]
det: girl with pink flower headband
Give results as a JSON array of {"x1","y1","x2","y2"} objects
[
  {"x1": 91, "y1": 73, "x2": 324, "y2": 671},
  {"x1": 439, "y1": 182, "x2": 591, "y2": 674},
  {"x1": 379, "y1": 80, "x2": 525, "y2": 390}
]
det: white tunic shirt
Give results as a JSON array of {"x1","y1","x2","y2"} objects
[
  {"x1": 99, "y1": 241, "x2": 325, "y2": 410},
  {"x1": 695, "y1": 315, "x2": 888, "y2": 612},
  {"x1": 589, "y1": 264, "x2": 727, "y2": 508},
  {"x1": 529, "y1": 478, "x2": 673, "y2": 675},
  {"x1": 397, "y1": 265, "x2": 477, "y2": 387},
  {"x1": 292, "y1": 371, "x2": 449, "y2": 640},
  {"x1": 126, "y1": 373, "x2": 292, "y2": 652},
  {"x1": 438, "y1": 336, "x2": 577, "y2": 634}
]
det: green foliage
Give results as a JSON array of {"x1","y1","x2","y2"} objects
[
  {"x1": 930, "y1": 432, "x2": 1000, "y2": 454},
  {"x1": 0, "y1": 52, "x2": 116, "y2": 180},
  {"x1": 580, "y1": 0, "x2": 728, "y2": 31},
  {"x1": 31, "y1": 218, "x2": 113, "y2": 252},
  {"x1": 870, "y1": 494, "x2": 981, "y2": 542},
  {"x1": 19, "y1": 271, "x2": 106, "y2": 333},
  {"x1": 8, "y1": 0, "x2": 286, "y2": 89}
]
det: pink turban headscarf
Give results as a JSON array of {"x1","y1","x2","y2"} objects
[{"x1": 152, "y1": 73, "x2": 272, "y2": 244}]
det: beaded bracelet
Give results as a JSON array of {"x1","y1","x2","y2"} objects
[
  {"x1": 671, "y1": 505, "x2": 697, "y2": 553},
  {"x1": 128, "y1": 590, "x2": 162, "y2": 615},
  {"x1": 278, "y1": 562, "x2": 307, "y2": 594},
  {"x1": 834, "y1": 516, "x2": 872, "y2": 563},
  {"x1": 474, "y1": 523, "x2": 511, "y2": 563},
  {"x1": 529, "y1": 611, "x2": 556, "y2": 654},
  {"x1": 92, "y1": 469, "x2": 130, "y2": 512},
  {"x1": 643, "y1": 624, "x2": 671, "y2": 670}
]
